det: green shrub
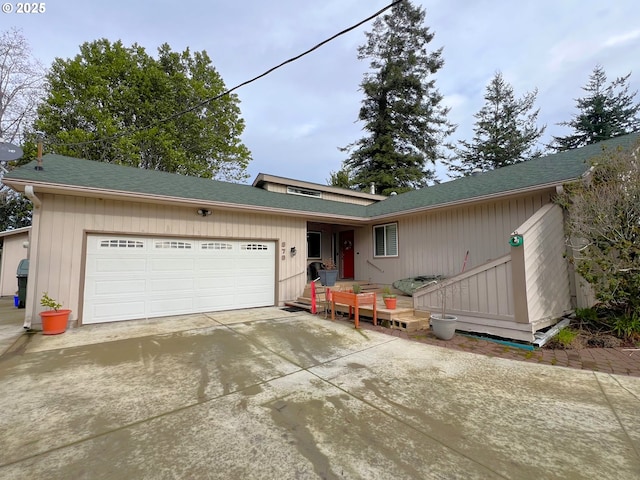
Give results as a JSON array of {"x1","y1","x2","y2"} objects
[
  {"x1": 558, "y1": 140, "x2": 640, "y2": 319},
  {"x1": 612, "y1": 313, "x2": 640, "y2": 340},
  {"x1": 575, "y1": 307, "x2": 599, "y2": 323}
]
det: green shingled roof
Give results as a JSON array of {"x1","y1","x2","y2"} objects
[
  {"x1": 4, "y1": 132, "x2": 638, "y2": 220},
  {"x1": 3, "y1": 154, "x2": 366, "y2": 218},
  {"x1": 366, "y1": 132, "x2": 640, "y2": 217}
]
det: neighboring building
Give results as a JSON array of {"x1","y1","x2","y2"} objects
[
  {"x1": 0, "y1": 226, "x2": 31, "y2": 297},
  {"x1": 3, "y1": 133, "x2": 638, "y2": 340}
]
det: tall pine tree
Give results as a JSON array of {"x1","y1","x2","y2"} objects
[
  {"x1": 447, "y1": 72, "x2": 545, "y2": 176},
  {"x1": 341, "y1": 0, "x2": 455, "y2": 195},
  {"x1": 551, "y1": 65, "x2": 640, "y2": 151}
]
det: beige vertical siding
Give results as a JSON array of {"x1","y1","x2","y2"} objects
[
  {"x1": 412, "y1": 202, "x2": 571, "y2": 335},
  {"x1": 320, "y1": 193, "x2": 375, "y2": 205},
  {"x1": 25, "y1": 194, "x2": 307, "y2": 326},
  {"x1": 511, "y1": 203, "x2": 572, "y2": 324},
  {"x1": 413, "y1": 255, "x2": 514, "y2": 320},
  {"x1": 355, "y1": 192, "x2": 552, "y2": 285},
  {"x1": 0, "y1": 231, "x2": 29, "y2": 296},
  {"x1": 262, "y1": 184, "x2": 287, "y2": 194}
]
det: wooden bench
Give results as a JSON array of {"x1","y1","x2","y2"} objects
[{"x1": 330, "y1": 291, "x2": 377, "y2": 328}]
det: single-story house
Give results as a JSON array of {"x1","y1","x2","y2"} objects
[
  {"x1": 0, "y1": 226, "x2": 31, "y2": 297},
  {"x1": 3, "y1": 132, "x2": 638, "y2": 341}
]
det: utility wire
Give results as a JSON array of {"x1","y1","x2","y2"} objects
[{"x1": 50, "y1": 1, "x2": 402, "y2": 149}]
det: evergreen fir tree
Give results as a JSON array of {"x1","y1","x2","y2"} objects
[
  {"x1": 327, "y1": 167, "x2": 354, "y2": 189},
  {"x1": 551, "y1": 65, "x2": 640, "y2": 151},
  {"x1": 341, "y1": 0, "x2": 455, "y2": 195},
  {"x1": 447, "y1": 72, "x2": 545, "y2": 177}
]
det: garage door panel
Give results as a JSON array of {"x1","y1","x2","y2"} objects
[
  {"x1": 243, "y1": 283, "x2": 276, "y2": 295},
  {"x1": 235, "y1": 259, "x2": 272, "y2": 270},
  {"x1": 148, "y1": 297, "x2": 194, "y2": 315},
  {"x1": 93, "y1": 279, "x2": 147, "y2": 295},
  {"x1": 83, "y1": 235, "x2": 275, "y2": 324},
  {"x1": 150, "y1": 258, "x2": 196, "y2": 272},
  {"x1": 88, "y1": 300, "x2": 147, "y2": 323},
  {"x1": 197, "y1": 259, "x2": 221, "y2": 272},
  {"x1": 93, "y1": 258, "x2": 148, "y2": 273},
  {"x1": 244, "y1": 272, "x2": 275, "y2": 285},
  {"x1": 196, "y1": 295, "x2": 236, "y2": 310},
  {"x1": 198, "y1": 257, "x2": 236, "y2": 268},
  {"x1": 196, "y1": 279, "x2": 238, "y2": 297},
  {"x1": 150, "y1": 277, "x2": 195, "y2": 293}
]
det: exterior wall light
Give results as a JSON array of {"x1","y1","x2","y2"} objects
[{"x1": 197, "y1": 209, "x2": 211, "y2": 217}]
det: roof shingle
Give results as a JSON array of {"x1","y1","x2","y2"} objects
[{"x1": 4, "y1": 132, "x2": 638, "y2": 220}]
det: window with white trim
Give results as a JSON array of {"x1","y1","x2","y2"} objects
[
  {"x1": 373, "y1": 223, "x2": 398, "y2": 257},
  {"x1": 241, "y1": 243, "x2": 268, "y2": 251},
  {"x1": 286, "y1": 186, "x2": 321, "y2": 198},
  {"x1": 201, "y1": 242, "x2": 233, "y2": 250},
  {"x1": 307, "y1": 231, "x2": 321, "y2": 259},
  {"x1": 154, "y1": 241, "x2": 192, "y2": 250},
  {"x1": 99, "y1": 239, "x2": 144, "y2": 249}
]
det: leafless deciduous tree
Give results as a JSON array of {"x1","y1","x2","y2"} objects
[
  {"x1": 559, "y1": 139, "x2": 640, "y2": 316},
  {"x1": 0, "y1": 28, "x2": 43, "y2": 229},
  {"x1": 0, "y1": 27, "x2": 46, "y2": 145}
]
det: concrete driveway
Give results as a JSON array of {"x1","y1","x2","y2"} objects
[{"x1": 1, "y1": 307, "x2": 639, "y2": 479}]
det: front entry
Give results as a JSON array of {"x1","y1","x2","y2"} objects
[{"x1": 339, "y1": 230, "x2": 355, "y2": 279}]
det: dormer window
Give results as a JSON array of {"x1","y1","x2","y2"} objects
[{"x1": 287, "y1": 186, "x2": 321, "y2": 198}]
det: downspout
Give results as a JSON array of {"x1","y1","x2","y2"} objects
[
  {"x1": 22, "y1": 185, "x2": 41, "y2": 329},
  {"x1": 24, "y1": 185, "x2": 41, "y2": 208}
]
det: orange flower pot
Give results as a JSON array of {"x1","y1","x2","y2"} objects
[
  {"x1": 40, "y1": 309, "x2": 71, "y2": 335},
  {"x1": 383, "y1": 296, "x2": 397, "y2": 309}
]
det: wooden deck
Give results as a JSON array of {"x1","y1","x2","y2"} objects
[{"x1": 285, "y1": 281, "x2": 429, "y2": 332}]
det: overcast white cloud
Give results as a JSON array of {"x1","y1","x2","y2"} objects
[{"x1": 4, "y1": 0, "x2": 639, "y2": 184}]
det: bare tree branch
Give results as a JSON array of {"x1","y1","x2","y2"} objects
[{"x1": 0, "y1": 27, "x2": 47, "y2": 144}]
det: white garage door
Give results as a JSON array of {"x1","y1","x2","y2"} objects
[{"x1": 83, "y1": 235, "x2": 276, "y2": 324}]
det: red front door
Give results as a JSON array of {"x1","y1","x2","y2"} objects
[{"x1": 339, "y1": 230, "x2": 355, "y2": 279}]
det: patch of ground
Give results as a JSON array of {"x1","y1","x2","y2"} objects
[
  {"x1": 543, "y1": 330, "x2": 624, "y2": 350},
  {"x1": 543, "y1": 313, "x2": 640, "y2": 350}
]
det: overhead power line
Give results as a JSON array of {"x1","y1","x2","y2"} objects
[{"x1": 50, "y1": 1, "x2": 402, "y2": 149}]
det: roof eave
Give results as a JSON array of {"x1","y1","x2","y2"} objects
[
  {"x1": 366, "y1": 180, "x2": 575, "y2": 221},
  {"x1": 4, "y1": 178, "x2": 368, "y2": 224},
  {"x1": 0, "y1": 225, "x2": 32, "y2": 237}
]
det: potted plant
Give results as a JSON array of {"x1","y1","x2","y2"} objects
[
  {"x1": 382, "y1": 286, "x2": 397, "y2": 309},
  {"x1": 430, "y1": 280, "x2": 457, "y2": 340},
  {"x1": 40, "y1": 292, "x2": 71, "y2": 335},
  {"x1": 318, "y1": 258, "x2": 338, "y2": 286},
  {"x1": 352, "y1": 284, "x2": 361, "y2": 294}
]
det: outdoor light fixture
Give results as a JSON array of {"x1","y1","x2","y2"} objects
[
  {"x1": 290, "y1": 246, "x2": 297, "y2": 257},
  {"x1": 197, "y1": 208, "x2": 211, "y2": 217}
]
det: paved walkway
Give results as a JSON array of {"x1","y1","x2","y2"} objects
[
  {"x1": 333, "y1": 316, "x2": 640, "y2": 377},
  {"x1": 2, "y1": 296, "x2": 639, "y2": 377},
  {"x1": 2, "y1": 307, "x2": 640, "y2": 479}
]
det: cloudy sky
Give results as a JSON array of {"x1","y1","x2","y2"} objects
[{"x1": 4, "y1": 0, "x2": 639, "y2": 184}]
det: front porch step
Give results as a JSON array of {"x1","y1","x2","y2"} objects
[
  {"x1": 283, "y1": 301, "x2": 313, "y2": 312},
  {"x1": 387, "y1": 316, "x2": 430, "y2": 333}
]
